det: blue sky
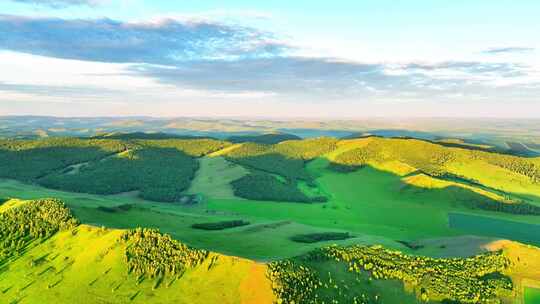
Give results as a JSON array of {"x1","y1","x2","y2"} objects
[{"x1": 0, "y1": 0, "x2": 539, "y2": 117}]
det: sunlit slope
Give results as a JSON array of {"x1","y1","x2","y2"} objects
[
  {"x1": 0, "y1": 179, "x2": 370, "y2": 261},
  {"x1": 402, "y1": 173, "x2": 514, "y2": 204},
  {"x1": 330, "y1": 136, "x2": 540, "y2": 203},
  {"x1": 2, "y1": 199, "x2": 540, "y2": 304},
  {"x1": 187, "y1": 156, "x2": 249, "y2": 199},
  {"x1": 0, "y1": 200, "x2": 274, "y2": 304},
  {"x1": 2, "y1": 135, "x2": 540, "y2": 260}
]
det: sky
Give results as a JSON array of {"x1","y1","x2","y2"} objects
[{"x1": 0, "y1": 0, "x2": 539, "y2": 118}]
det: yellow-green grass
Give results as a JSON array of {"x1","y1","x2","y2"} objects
[
  {"x1": 187, "y1": 156, "x2": 249, "y2": 199},
  {"x1": 484, "y1": 240, "x2": 540, "y2": 302},
  {"x1": 207, "y1": 158, "x2": 540, "y2": 251},
  {"x1": 447, "y1": 161, "x2": 540, "y2": 204},
  {"x1": 302, "y1": 259, "x2": 423, "y2": 304},
  {"x1": 2, "y1": 137, "x2": 540, "y2": 262},
  {"x1": 207, "y1": 143, "x2": 244, "y2": 157},
  {"x1": 0, "y1": 179, "x2": 373, "y2": 260},
  {"x1": 0, "y1": 198, "x2": 25, "y2": 212},
  {"x1": 329, "y1": 137, "x2": 540, "y2": 206},
  {"x1": 403, "y1": 172, "x2": 512, "y2": 203},
  {"x1": 0, "y1": 223, "x2": 274, "y2": 304}
]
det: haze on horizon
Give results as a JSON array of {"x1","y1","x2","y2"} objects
[{"x1": 0, "y1": 0, "x2": 539, "y2": 118}]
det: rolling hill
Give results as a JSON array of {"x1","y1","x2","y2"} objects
[{"x1": 1, "y1": 133, "x2": 540, "y2": 303}]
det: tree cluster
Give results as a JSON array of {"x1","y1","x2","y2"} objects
[
  {"x1": 191, "y1": 220, "x2": 250, "y2": 231},
  {"x1": 268, "y1": 244, "x2": 514, "y2": 304},
  {"x1": 121, "y1": 228, "x2": 208, "y2": 278},
  {"x1": 319, "y1": 245, "x2": 513, "y2": 303},
  {"x1": 231, "y1": 173, "x2": 326, "y2": 203},
  {"x1": 290, "y1": 232, "x2": 351, "y2": 244},
  {"x1": 0, "y1": 199, "x2": 78, "y2": 262}
]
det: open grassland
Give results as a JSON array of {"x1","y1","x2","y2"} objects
[
  {"x1": 0, "y1": 199, "x2": 274, "y2": 304},
  {"x1": 1, "y1": 135, "x2": 540, "y2": 262},
  {"x1": 187, "y1": 156, "x2": 249, "y2": 199},
  {"x1": 0, "y1": 180, "x2": 368, "y2": 260},
  {"x1": 2, "y1": 198, "x2": 540, "y2": 303},
  {"x1": 483, "y1": 240, "x2": 540, "y2": 304},
  {"x1": 2, "y1": 151, "x2": 540, "y2": 260},
  {"x1": 207, "y1": 158, "x2": 540, "y2": 251},
  {"x1": 525, "y1": 287, "x2": 540, "y2": 304},
  {"x1": 449, "y1": 212, "x2": 540, "y2": 246}
]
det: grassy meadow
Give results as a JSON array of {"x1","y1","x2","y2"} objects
[
  {"x1": 0, "y1": 221, "x2": 273, "y2": 304},
  {"x1": 525, "y1": 287, "x2": 540, "y2": 304},
  {"x1": 2, "y1": 134, "x2": 540, "y2": 303}
]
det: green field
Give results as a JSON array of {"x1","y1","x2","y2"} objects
[
  {"x1": 525, "y1": 287, "x2": 540, "y2": 304},
  {"x1": 0, "y1": 205, "x2": 274, "y2": 304},
  {"x1": 2, "y1": 134, "x2": 540, "y2": 303},
  {"x1": 0, "y1": 178, "x2": 372, "y2": 260},
  {"x1": 448, "y1": 212, "x2": 540, "y2": 246},
  {"x1": 2, "y1": 137, "x2": 540, "y2": 261}
]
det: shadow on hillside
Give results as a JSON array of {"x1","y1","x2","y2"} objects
[
  {"x1": 0, "y1": 143, "x2": 198, "y2": 203},
  {"x1": 0, "y1": 144, "x2": 127, "y2": 181},
  {"x1": 326, "y1": 161, "x2": 540, "y2": 216}
]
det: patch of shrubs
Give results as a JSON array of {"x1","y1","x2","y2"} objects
[
  {"x1": 96, "y1": 204, "x2": 134, "y2": 213},
  {"x1": 191, "y1": 220, "x2": 250, "y2": 231},
  {"x1": 231, "y1": 172, "x2": 327, "y2": 203},
  {"x1": 290, "y1": 232, "x2": 351, "y2": 243},
  {"x1": 326, "y1": 162, "x2": 360, "y2": 173}
]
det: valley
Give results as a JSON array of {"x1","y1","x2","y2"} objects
[{"x1": 1, "y1": 133, "x2": 540, "y2": 303}]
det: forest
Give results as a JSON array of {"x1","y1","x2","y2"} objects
[
  {"x1": 0, "y1": 138, "x2": 128, "y2": 181},
  {"x1": 0, "y1": 138, "x2": 229, "y2": 202},
  {"x1": 320, "y1": 245, "x2": 513, "y2": 303},
  {"x1": 1, "y1": 135, "x2": 539, "y2": 209},
  {"x1": 227, "y1": 133, "x2": 301, "y2": 144},
  {"x1": 39, "y1": 147, "x2": 199, "y2": 202}
]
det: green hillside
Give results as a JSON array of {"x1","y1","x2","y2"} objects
[
  {"x1": 2, "y1": 198, "x2": 540, "y2": 303},
  {"x1": 0, "y1": 199, "x2": 274, "y2": 304},
  {"x1": 1, "y1": 134, "x2": 540, "y2": 303}
]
